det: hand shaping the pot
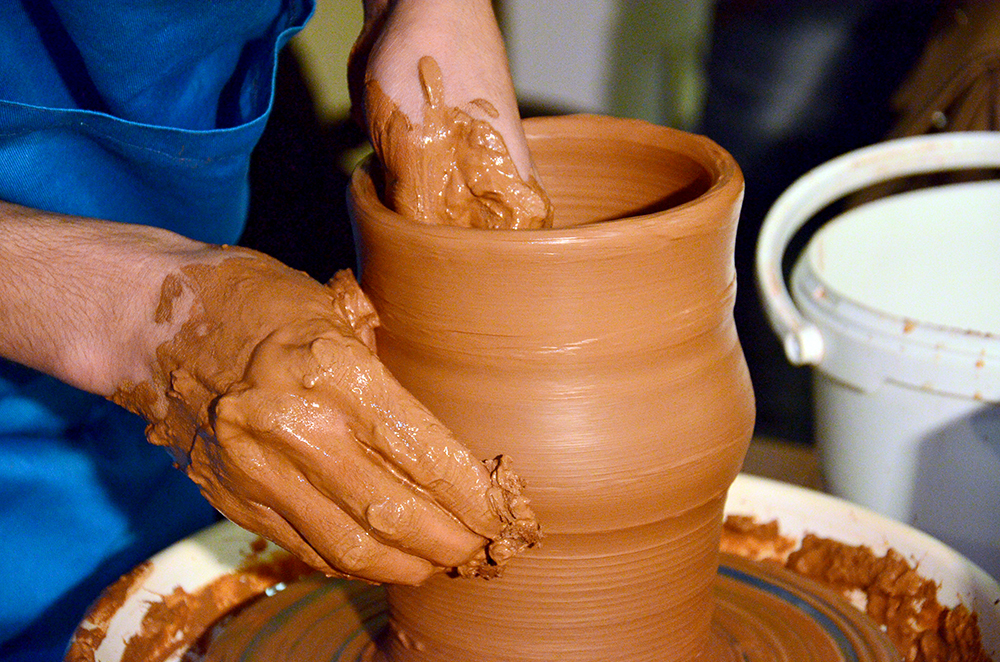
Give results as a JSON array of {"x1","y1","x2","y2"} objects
[
  {"x1": 113, "y1": 249, "x2": 508, "y2": 584},
  {"x1": 1, "y1": 206, "x2": 535, "y2": 585},
  {"x1": 201, "y1": 320, "x2": 502, "y2": 583}
]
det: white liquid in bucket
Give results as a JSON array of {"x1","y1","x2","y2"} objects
[{"x1": 811, "y1": 181, "x2": 1000, "y2": 335}]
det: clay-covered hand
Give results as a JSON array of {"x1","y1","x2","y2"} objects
[
  {"x1": 114, "y1": 249, "x2": 514, "y2": 584},
  {"x1": 348, "y1": 0, "x2": 552, "y2": 229},
  {"x1": 0, "y1": 206, "x2": 535, "y2": 583}
]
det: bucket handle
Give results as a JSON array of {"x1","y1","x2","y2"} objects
[{"x1": 756, "y1": 131, "x2": 1000, "y2": 366}]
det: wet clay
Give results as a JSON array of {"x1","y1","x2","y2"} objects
[
  {"x1": 65, "y1": 562, "x2": 153, "y2": 662},
  {"x1": 710, "y1": 554, "x2": 900, "y2": 662},
  {"x1": 364, "y1": 56, "x2": 552, "y2": 229},
  {"x1": 721, "y1": 517, "x2": 993, "y2": 662},
  {"x1": 350, "y1": 114, "x2": 755, "y2": 661},
  {"x1": 193, "y1": 557, "x2": 898, "y2": 662},
  {"x1": 114, "y1": 555, "x2": 312, "y2": 662},
  {"x1": 109, "y1": 249, "x2": 537, "y2": 585},
  {"x1": 66, "y1": 538, "x2": 313, "y2": 662},
  {"x1": 789, "y1": 538, "x2": 989, "y2": 662}
]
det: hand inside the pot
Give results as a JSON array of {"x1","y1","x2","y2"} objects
[
  {"x1": 349, "y1": 0, "x2": 553, "y2": 229},
  {"x1": 111, "y1": 247, "x2": 513, "y2": 585}
]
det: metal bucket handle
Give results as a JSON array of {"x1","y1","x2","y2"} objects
[{"x1": 755, "y1": 131, "x2": 1000, "y2": 366}]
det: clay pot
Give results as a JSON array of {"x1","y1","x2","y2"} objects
[{"x1": 349, "y1": 114, "x2": 754, "y2": 662}]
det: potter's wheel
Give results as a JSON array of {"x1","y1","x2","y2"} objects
[
  {"x1": 71, "y1": 476, "x2": 1000, "y2": 662},
  {"x1": 182, "y1": 552, "x2": 897, "y2": 661}
]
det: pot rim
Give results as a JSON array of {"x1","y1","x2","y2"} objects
[{"x1": 348, "y1": 113, "x2": 744, "y2": 246}]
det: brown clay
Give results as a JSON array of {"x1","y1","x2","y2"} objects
[
  {"x1": 711, "y1": 555, "x2": 899, "y2": 662},
  {"x1": 720, "y1": 517, "x2": 993, "y2": 662},
  {"x1": 350, "y1": 114, "x2": 755, "y2": 661}
]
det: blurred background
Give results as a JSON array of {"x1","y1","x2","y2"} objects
[{"x1": 241, "y1": 0, "x2": 945, "y2": 450}]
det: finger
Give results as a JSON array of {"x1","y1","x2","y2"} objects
[
  {"x1": 311, "y1": 335, "x2": 502, "y2": 538},
  {"x1": 269, "y1": 474, "x2": 440, "y2": 585},
  {"x1": 187, "y1": 434, "x2": 345, "y2": 577},
  {"x1": 185, "y1": 445, "x2": 346, "y2": 578},
  {"x1": 224, "y1": 493, "x2": 436, "y2": 585},
  {"x1": 216, "y1": 385, "x2": 486, "y2": 570},
  {"x1": 216, "y1": 495, "x2": 342, "y2": 577},
  {"x1": 368, "y1": 394, "x2": 503, "y2": 540},
  {"x1": 195, "y1": 432, "x2": 438, "y2": 585},
  {"x1": 299, "y1": 441, "x2": 488, "y2": 568}
]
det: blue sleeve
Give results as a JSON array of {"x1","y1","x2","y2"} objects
[{"x1": 0, "y1": 1, "x2": 316, "y2": 657}]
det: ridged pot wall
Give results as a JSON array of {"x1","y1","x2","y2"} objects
[{"x1": 350, "y1": 114, "x2": 754, "y2": 662}]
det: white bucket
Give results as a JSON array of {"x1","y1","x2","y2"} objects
[{"x1": 756, "y1": 132, "x2": 1000, "y2": 580}]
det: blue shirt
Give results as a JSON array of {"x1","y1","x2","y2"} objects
[{"x1": 0, "y1": 1, "x2": 313, "y2": 658}]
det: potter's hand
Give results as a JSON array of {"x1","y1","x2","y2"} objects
[
  {"x1": 349, "y1": 0, "x2": 552, "y2": 229},
  {"x1": 0, "y1": 203, "x2": 533, "y2": 584},
  {"x1": 122, "y1": 251, "x2": 516, "y2": 584}
]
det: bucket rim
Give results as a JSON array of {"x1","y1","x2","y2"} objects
[
  {"x1": 756, "y1": 131, "x2": 1000, "y2": 368},
  {"x1": 791, "y1": 259, "x2": 1000, "y2": 398}
]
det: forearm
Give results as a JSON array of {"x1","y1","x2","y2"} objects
[{"x1": 0, "y1": 201, "x2": 209, "y2": 396}]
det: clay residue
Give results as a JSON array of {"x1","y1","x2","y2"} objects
[
  {"x1": 154, "y1": 273, "x2": 184, "y2": 324},
  {"x1": 365, "y1": 56, "x2": 553, "y2": 229},
  {"x1": 788, "y1": 536, "x2": 989, "y2": 662},
  {"x1": 65, "y1": 542, "x2": 313, "y2": 662},
  {"x1": 121, "y1": 551, "x2": 313, "y2": 662},
  {"x1": 720, "y1": 515, "x2": 797, "y2": 563},
  {"x1": 65, "y1": 562, "x2": 153, "y2": 662},
  {"x1": 454, "y1": 455, "x2": 541, "y2": 579},
  {"x1": 722, "y1": 516, "x2": 993, "y2": 662}
]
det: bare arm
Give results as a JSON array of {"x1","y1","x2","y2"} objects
[
  {"x1": 0, "y1": 0, "x2": 544, "y2": 587},
  {"x1": 0, "y1": 201, "x2": 208, "y2": 395}
]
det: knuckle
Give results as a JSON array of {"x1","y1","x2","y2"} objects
[
  {"x1": 325, "y1": 528, "x2": 381, "y2": 575},
  {"x1": 365, "y1": 495, "x2": 417, "y2": 538}
]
